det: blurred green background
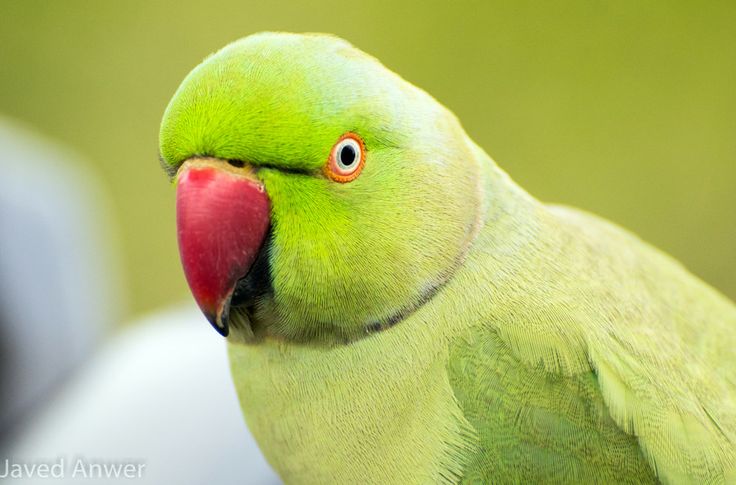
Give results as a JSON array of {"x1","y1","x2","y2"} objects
[{"x1": 1, "y1": 0, "x2": 734, "y2": 319}]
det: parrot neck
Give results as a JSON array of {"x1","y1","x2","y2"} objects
[{"x1": 451, "y1": 147, "x2": 626, "y2": 373}]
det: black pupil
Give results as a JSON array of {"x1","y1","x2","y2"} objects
[{"x1": 339, "y1": 144, "x2": 357, "y2": 166}]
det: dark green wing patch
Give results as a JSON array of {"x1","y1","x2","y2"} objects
[{"x1": 448, "y1": 329, "x2": 658, "y2": 484}]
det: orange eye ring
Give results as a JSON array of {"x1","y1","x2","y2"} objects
[{"x1": 324, "y1": 132, "x2": 366, "y2": 183}]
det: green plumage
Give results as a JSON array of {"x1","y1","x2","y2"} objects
[{"x1": 160, "y1": 32, "x2": 736, "y2": 484}]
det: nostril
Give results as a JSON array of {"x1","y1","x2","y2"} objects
[{"x1": 228, "y1": 160, "x2": 245, "y2": 168}]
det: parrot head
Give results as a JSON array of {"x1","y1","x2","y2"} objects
[{"x1": 160, "y1": 32, "x2": 483, "y2": 344}]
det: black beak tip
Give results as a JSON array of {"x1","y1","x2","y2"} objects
[{"x1": 204, "y1": 309, "x2": 229, "y2": 337}]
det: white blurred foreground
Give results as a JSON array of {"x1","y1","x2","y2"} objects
[{"x1": 5, "y1": 306, "x2": 280, "y2": 485}]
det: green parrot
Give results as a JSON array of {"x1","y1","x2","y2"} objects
[{"x1": 158, "y1": 32, "x2": 736, "y2": 484}]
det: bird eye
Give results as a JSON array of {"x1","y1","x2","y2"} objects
[{"x1": 324, "y1": 133, "x2": 365, "y2": 183}]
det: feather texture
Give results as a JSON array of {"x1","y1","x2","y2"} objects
[{"x1": 160, "y1": 32, "x2": 736, "y2": 484}]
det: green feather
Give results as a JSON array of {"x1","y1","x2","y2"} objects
[{"x1": 160, "y1": 32, "x2": 736, "y2": 484}]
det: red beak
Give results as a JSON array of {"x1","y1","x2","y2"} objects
[{"x1": 175, "y1": 159, "x2": 270, "y2": 336}]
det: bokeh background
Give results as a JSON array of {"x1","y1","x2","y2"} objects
[
  {"x1": 0, "y1": 2, "x2": 734, "y2": 483},
  {"x1": 2, "y1": 0, "x2": 735, "y2": 316}
]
